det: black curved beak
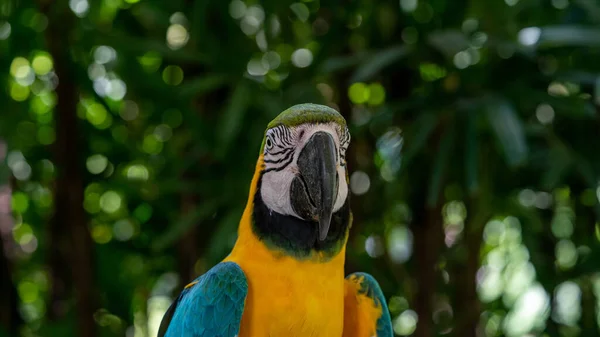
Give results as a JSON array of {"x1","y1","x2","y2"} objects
[{"x1": 290, "y1": 131, "x2": 338, "y2": 241}]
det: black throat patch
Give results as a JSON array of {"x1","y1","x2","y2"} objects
[{"x1": 252, "y1": 174, "x2": 351, "y2": 260}]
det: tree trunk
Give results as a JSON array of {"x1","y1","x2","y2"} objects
[
  {"x1": 412, "y1": 202, "x2": 443, "y2": 337},
  {"x1": 454, "y1": 203, "x2": 488, "y2": 337},
  {"x1": 411, "y1": 131, "x2": 446, "y2": 337},
  {"x1": 0, "y1": 149, "x2": 22, "y2": 335},
  {"x1": 0, "y1": 221, "x2": 22, "y2": 335},
  {"x1": 40, "y1": 2, "x2": 97, "y2": 336},
  {"x1": 177, "y1": 193, "x2": 201, "y2": 282}
]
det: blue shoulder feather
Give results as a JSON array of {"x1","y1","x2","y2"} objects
[
  {"x1": 346, "y1": 272, "x2": 393, "y2": 337},
  {"x1": 159, "y1": 262, "x2": 248, "y2": 337}
]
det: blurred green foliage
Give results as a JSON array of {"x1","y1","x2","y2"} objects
[{"x1": 2, "y1": 0, "x2": 600, "y2": 336}]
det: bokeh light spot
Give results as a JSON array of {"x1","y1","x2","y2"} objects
[
  {"x1": 133, "y1": 203, "x2": 153, "y2": 223},
  {"x1": 69, "y1": 0, "x2": 89, "y2": 17},
  {"x1": 107, "y1": 79, "x2": 127, "y2": 101},
  {"x1": 483, "y1": 220, "x2": 505, "y2": 246},
  {"x1": 367, "y1": 83, "x2": 385, "y2": 105},
  {"x1": 92, "y1": 223, "x2": 113, "y2": 244},
  {"x1": 548, "y1": 82, "x2": 569, "y2": 97},
  {"x1": 553, "y1": 281, "x2": 581, "y2": 325},
  {"x1": 394, "y1": 310, "x2": 418, "y2": 336},
  {"x1": 551, "y1": 0, "x2": 569, "y2": 9},
  {"x1": 400, "y1": 0, "x2": 417, "y2": 12},
  {"x1": 113, "y1": 219, "x2": 135, "y2": 241},
  {"x1": 290, "y1": 3, "x2": 310, "y2": 22},
  {"x1": 10, "y1": 57, "x2": 30, "y2": 77},
  {"x1": 154, "y1": 124, "x2": 172, "y2": 142},
  {"x1": 85, "y1": 103, "x2": 112, "y2": 129},
  {"x1": 348, "y1": 82, "x2": 369, "y2": 104},
  {"x1": 10, "y1": 83, "x2": 30, "y2": 102},
  {"x1": 138, "y1": 52, "x2": 162, "y2": 73},
  {"x1": 86, "y1": 154, "x2": 109, "y2": 175},
  {"x1": 18, "y1": 281, "x2": 39, "y2": 304},
  {"x1": 291, "y1": 48, "x2": 313, "y2": 68},
  {"x1": 100, "y1": 191, "x2": 122, "y2": 214},
  {"x1": 142, "y1": 135, "x2": 164, "y2": 155},
  {"x1": 365, "y1": 235, "x2": 385, "y2": 258},
  {"x1": 229, "y1": 0, "x2": 247, "y2": 19},
  {"x1": 555, "y1": 239, "x2": 577, "y2": 269},
  {"x1": 536, "y1": 104, "x2": 555, "y2": 125},
  {"x1": 166, "y1": 24, "x2": 189, "y2": 50},
  {"x1": 37, "y1": 126, "x2": 55, "y2": 145},
  {"x1": 387, "y1": 226, "x2": 413, "y2": 263},
  {"x1": 350, "y1": 171, "x2": 370, "y2": 195},
  {"x1": 247, "y1": 58, "x2": 268, "y2": 76},
  {"x1": 162, "y1": 65, "x2": 184, "y2": 86},
  {"x1": 31, "y1": 53, "x2": 53, "y2": 75},
  {"x1": 94, "y1": 45, "x2": 117, "y2": 65},
  {"x1": 518, "y1": 27, "x2": 541, "y2": 46},
  {"x1": 11, "y1": 192, "x2": 29, "y2": 213},
  {"x1": 453, "y1": 51, "x2": 471, "y2": 69},
  {"x1": 0, "y1": 22, "x2": 11, "y2": 40},
  {"x1": 120, "y1": 100, "x2": 139, "y2": 121},
  {"x1": 126, "y1": 164, "x2": 150, "y2": 181}
]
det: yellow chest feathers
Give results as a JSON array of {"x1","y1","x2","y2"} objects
[{"x1": 225, "y1": 249, "x2": 346, "y2": 337}]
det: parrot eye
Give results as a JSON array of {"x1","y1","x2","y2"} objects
[{"x1": 265, "y1": 136, "x2": 274, "y2": 151}]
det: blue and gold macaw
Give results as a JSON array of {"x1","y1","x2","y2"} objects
[{"x1": 159, "y1": 104, "x2": 393, "y2": 337}]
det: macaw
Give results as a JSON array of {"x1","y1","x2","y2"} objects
[{"x1": 158, "y1": 103, "x2": 393, "y2": 337}]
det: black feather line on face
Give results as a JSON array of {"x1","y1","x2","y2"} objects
[
  {"x1": 263, "y1": 147, "x2": 295, "y2": 164},
  {"x1": 251, "y1": 173, "x2": 351, "y2": 259}
]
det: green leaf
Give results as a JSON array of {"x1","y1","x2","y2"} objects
[
  {"x1": 427, "y1": 124, "x2": 456, "y2": 207},
  {"x1": 574, "y1": 156, "x2": 597, "y2": 187},
  {"x1": 178, "y1": 74, "x2": 230, "y2": 98},
  {"x1": 537, "y1": 26, "x2": 600, "y2": 48},
  {"x1": 485, "y1": 98, "x2": 528, "y2": 167},
  {"x1": 574, "y1": 0, "x2": 600, "y2": 23},
  {"x1": 350, "y1": 46, "x2": 410, "y2": 83},
  {"x1": 320, "y1": 51, "x2": 370, "y2": 74},
  {"x1": 541, "y1": 149, "x2": 571, "y2": 190},
  {"x1": 206, "y1": 208, "x2": 243, "y2": 265},
  {"x1": 151, "y1": 200, "x2": 220, "y2": 252},
  {"x1": 427, "y1": 30, "x2": 470, "y2": 57},
  {"x1": 216, "y1": 81, "x2": 251, "y2": 157},
  {"x1": 402, "y1": 112, "x2": 439, "y2": 167}
]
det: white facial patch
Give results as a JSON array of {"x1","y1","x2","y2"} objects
[{"x1": 260, "y1": 122, "x2": 349, "y2": 219}]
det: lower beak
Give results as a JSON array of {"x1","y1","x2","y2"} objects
[{"x1": 290, "y1": 131, "x2": 338, "y2": 241}]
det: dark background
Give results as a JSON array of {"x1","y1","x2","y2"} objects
[{"x1": 2, "y1": 0, "x2": 600, "y2": 336}]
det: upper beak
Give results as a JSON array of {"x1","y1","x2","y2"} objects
[{"x1": 290, "y1": 131, "x2": 338, "y2": 241}]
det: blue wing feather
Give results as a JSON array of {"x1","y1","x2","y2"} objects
[
  {"x1": 159, "y1": 262, "x2": 248, "y2": 337},
  {"x1": 346, "y1": 272, "x2": 393, "y2": 337}
]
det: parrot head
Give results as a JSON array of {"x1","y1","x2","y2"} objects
[{"x1": 251, "y1": 103, "x2": 351, "y2": 259}]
